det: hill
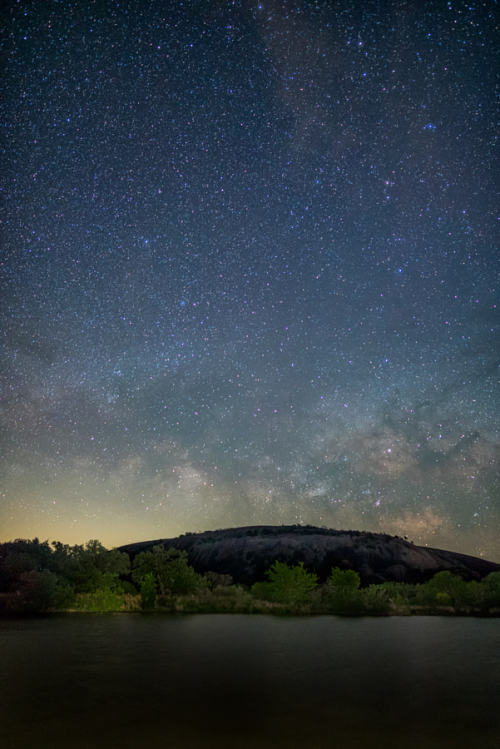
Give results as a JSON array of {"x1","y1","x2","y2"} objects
[{"x1": 119, "y1": 525, "x2": 499, "y2": 586}]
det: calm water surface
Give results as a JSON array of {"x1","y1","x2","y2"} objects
[{"x1": 1, "y1": 614, "x2": 499, "y2": 749}]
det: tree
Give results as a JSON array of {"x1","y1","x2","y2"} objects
[
  {"x1": 461, "y1": 580, "x2": 484, "y2": 608},
  {"x1": 68, "y1": 541, "x2": 131, "y2": 593},
  {"x1": 132, "y1": 546, "x2": 168, "y2": 593},
  {"x1": 327, "y1": 567, "x2": 363, "y2": 614},
  {"x1": 203, "y1": 571, "x2": 233, "y2": 591},
  {"x1": 252, "y1": 561, "x2": 318, "y2": 604},
  {"x1": 140, "y1": 573, "x2": 157, "y2": 610},
  {"x1": 361, "y1": 585, "x2": 391, "y2": 615},
  {"x1": 329, "y1": 567, "x2": 361, "y2": 590},
  {"x1": 132, "y1": 546, "x2": 204, "y2": 596},
  {"x1": 0, "y1": 539, "x2": 54, "y2": 591},
  {"x1": 164, "y1": 550, "x2": 206, "y2": 595},
  {"x1": 426, "y1": 571, "x2": 467, "y2": 606},
  {"x1": 2, "y1": 551, "x2": 38, "y2": 588},
  {"x1": 481, "y1": 572, "x2": 500, "y2": 609},
  {"x1": 10, "y1": 570, "x2": 74, "y2": 613},
  {"x1": 0, "y1": 537, "x2": 132, "y2": 611}
]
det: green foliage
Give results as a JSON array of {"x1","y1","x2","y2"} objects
[
  {"x1": 435, "y1": 591, "x2": 453, "y2": 605},
  {"x1": 1, "y1": 536, "x2": 499, "y2": 616},
  {"x1": 73, "y1": 588, "x2": 126, "y2": 612},
  {"x1": 251, "y1": 561, "x2": 318, "y2": 604},
  {"x1": 479, "y1": 572, "x2": 500, "y2": 609},
  {"x1": 132, "y1": 549, "x2": 158, "y2": 587},
  {"x1": 67, "y1": 541, "x2": 130, "y2": 593},
  {"x1": 323, "y1": 567, "x2": 364, "y2": 613},
  {"x1": 412, "y1": 582, "x2": 436, "y2": 606},
  {"x1": 250, "y1": 580, "x2": 275, "y2": 601},
  {"x1": 165, "y1": 552, "x2": 207, "y2": 595},
  {"x1": 0, "y1": 538, "x2": 131, "y2": 612},
  {"x1": 327, "y1": 588, "x2": 365, "y2": 615},
  {"x1": 176, "y1": 585, "x2": 256, "y2": 614},
  {"x1": 376, "y1": 582, "x2": 415, "y2": 604},
  {"x1": 460, "y1": 580, "x2": 484, "y2": 608},
  {"x1": 140, "y1": 573, "x2": 157, "y2": 610},
  {"x1": 329, "y1": 567, "x2": 361, "y2": 589},
  {"x1": 483, "y1": 572, "x2": 500, "y2": 597},
  {"x1": 132, "y1": 546, "x2": 206, "y2": 596},
  {"x1": 119, "y1": 579, "x2": 138, "y2": 595},
  {"x1": 427, "y1": 571, "x2": 467, "y2": 604},
  {"x1": 409, "y1": 571, "x2": 484, "y2": 610},
  {"x1": 361, "y1": 585, "x2": 392, "y2": 615}
]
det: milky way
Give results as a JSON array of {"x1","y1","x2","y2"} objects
[{"x1": 1, "y1": 1, "x2": 498, "y2": 559}]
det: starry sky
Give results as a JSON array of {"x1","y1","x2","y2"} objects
[{"x1": 1, "y1": 0, "x2": 498, "y2": 559}]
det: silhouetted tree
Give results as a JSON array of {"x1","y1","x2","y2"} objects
[
  {"x1": 132, "y1": 546, "x2": 205, "y2": 596},
  {"x1": 10, "y1": 570, "x2": 73, "y2": 612}
]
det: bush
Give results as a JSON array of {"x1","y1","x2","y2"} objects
[
  {"x1": 322, "y1": 567, "x2": 364, "y2": 614},
  {"x1": 361, "y1": 585, "x2": 391, "y2": 615},
  {"x1": 250, "y1": 580, "x2": 275, "y2": 602},
  {"x1": 426, "y1": 571, "x2": 467, "y2": 606},
  {"x1": 376, "y1": 582, "x2": 414, "y2": 606},
  {"x1": 122, "y1": 594, "x2": 141, "y2": 611},
  {"x1": 140, "y1": 573, "x2": 157, "y2": 610},
  {"x1": 73, "y1": 588, "x2": 125, "y2": 612},
  {"x1": 480, "y1": 572, "x2": 500, "y2": 610},
  {"x1": 156, "y1": 594, "x2": 175, "y2": 611},
  {"x1": 118, "y1": 580, "x2": 138, "y2": 595},
  {"x1": 325, "y1": 587, "x2": 365, "y2": 615}
]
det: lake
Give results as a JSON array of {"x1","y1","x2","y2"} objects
[{"x1": 1, "y1": 614, "x2": 499, "y2": 748}]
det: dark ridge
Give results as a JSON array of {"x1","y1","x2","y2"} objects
[{"x1": 118, "y1": 525, "x2": 500, "y2": 586}]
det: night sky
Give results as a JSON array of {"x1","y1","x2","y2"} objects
[{"x1": 1, "y1": 0, "x2": 498, "y2": 559}]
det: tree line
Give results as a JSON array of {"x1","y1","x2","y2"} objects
[{"x1": 0, "y1": 538, "x2": 499, "y2": 616}]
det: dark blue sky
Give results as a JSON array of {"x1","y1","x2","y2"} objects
[{"x1": 1, "y1": 0, "x2": 498, "y2": 559}]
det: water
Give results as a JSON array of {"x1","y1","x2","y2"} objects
[{"x1": 1, "y1": 614, "x2": 499, "y2": 749}]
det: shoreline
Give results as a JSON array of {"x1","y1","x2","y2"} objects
[{"x1": 2, "y1": 605, "x2": 499, "y2": 618}]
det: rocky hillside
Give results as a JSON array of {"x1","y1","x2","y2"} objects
[{"x1": 119, "y1": 525, "x2": 499, "y2": 586}]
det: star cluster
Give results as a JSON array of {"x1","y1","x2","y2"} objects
[{"x1": 1, "y1": 0, "x2": 498, "y2": 559}]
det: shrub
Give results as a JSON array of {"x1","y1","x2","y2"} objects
[
  {"x1": 250, "y1": 580, "x2": 275, "y2": 601},
  {"x1": 156, "y1": 594, "x2": 175, "y2": 611},
  {"x1": 361, "y1": 585, "x2": 391, "y2": 615},
  {"x1": 140, "y1": 573, "x2": 157, "y2": 610},
  {"x1": 73, "y1": 588, "x2": 125, "y2": 612},
  {"x1": 480, "y1": 572, "x2": 500, "y2": 610},
  {"x1": 326, "y1": 588, "x2": 365, "y2": 615},
  {"x1": 426, "y1": 571, "x2": 467, "y2": 606},
  {"x1": 122, "y1": 594, "x2": 141, "y2": 611}
]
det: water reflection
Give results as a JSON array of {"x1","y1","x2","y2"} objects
[{"x1": 1, "y1": 615, "x2": 499, "y2": 748}]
